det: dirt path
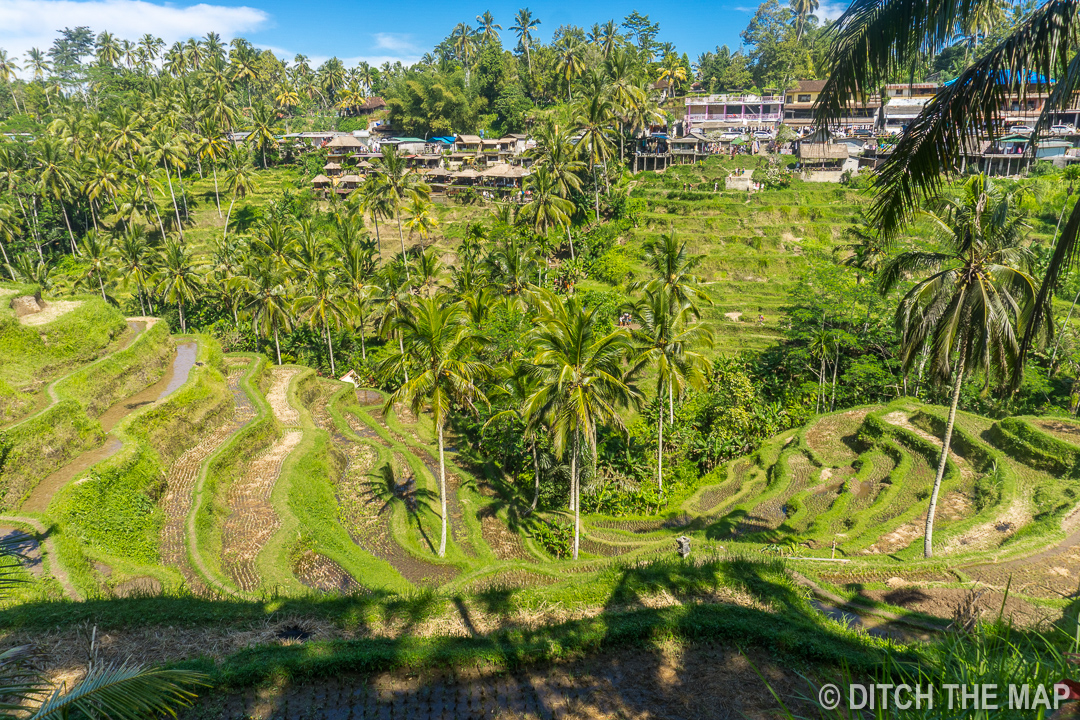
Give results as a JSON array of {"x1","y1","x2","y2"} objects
[
  {"x1": 3, "y1": 317, "x2": 158, "y2": 432},
  {"x1": 161, "y1": 365, "x2": 256, "y2": 595},
  {"x1": 0, "y1": 515, "x2": 77, "y2": 599}
]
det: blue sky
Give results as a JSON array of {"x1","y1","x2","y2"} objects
[{"x1": 0, "y1": 0, "x2": 846, "y2": 70}]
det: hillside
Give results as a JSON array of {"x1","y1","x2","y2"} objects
[{"x1": 2, "y1": 277, "x2": 1079, "y2": 715}]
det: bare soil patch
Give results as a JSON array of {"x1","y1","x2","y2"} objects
[
  {"x1": 19, "y1": 300, "x2": 82, "y2": 326},
  {"x1": 266, "y1": 367, "x2": 301, "y2": 426},
  {"x1": 805, "y1": 408, "x2": 870, "y2": 464}
]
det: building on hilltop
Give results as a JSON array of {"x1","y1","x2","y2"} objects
[
  {"x1": 783, "y1": 80, "x2": 881, "y2": 133},
  {"x1": 683, "y1": 92, "x2": 783, "y2": 132}
]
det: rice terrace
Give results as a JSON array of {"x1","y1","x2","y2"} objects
[{"x1": 8, "y1": 1, "x2": 1080, "y2": 718}]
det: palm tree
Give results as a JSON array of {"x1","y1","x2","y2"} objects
[
  {"x1": 247, "y1": 104, "x2": 278, "y2": 169},
  {"x1": 0, "y1": 50, "x2": 21, "y2": 114},
  {"x1": 154, "y1": 239, "x2": 202, "y2": 333},
  {"x1": 485, "y1": 362, "x2": 545, "y2": 511},
  {"x1": 145, "y1": 129, "x2": 188, "y2": 240},
  {"x1": 96, "y1": 31, "x2": 122, "y2": 67},
  {"x1": 404, "y1": 196, "x2": 439, "y2": 248},
  {"x1": 574, "y1": 92, "x2": 617, "y2": 224},
  {"x1": 337, "y1": 237, "x2": 378, "y2": 359},
  {"x1": 629, "y1": 291, "x2": 713, "y2": 493},
  {"x1": 380, "y1": 298, "x2": 489, "y2": 557},
  {"x1": 818, "y1": 0, "x2": 1080, "y2": 372},
  {"x1": 242, "y1": 257, "x2": 292, "y2": 364},
  {"x1": 115, "y1": 225, "x2": 155, "y2": 315},
  {"x1": 358, "y1": 173, "x2": 394, "y2": 252},
  {"x1": 295, "y1": 267, "x2": 348, "y2": 375},
  {"x1": 0, "y1": 200, "x2": 20, "y2": 277},
  {"x1": 223, "y1": 150, "x2": 258, "y2": 241},
  {"x1": 476, "y1": 11, "x2": 502, "y2": 44},
  {"x1": 78, "y1": 230, "x2": 114, "y2": 301},
  {"x1": 557, "y1": 37, "x2": 586, "y2": 101},
  {"x1": 525, "y1": 292, "x2": 641, "y2": 559},
  {"x1": 25, "y1": 48, "x2": 49, "y2": 82},
  {"x1": 631, "y1": 230, "x2": 712, "y2": 316},
  {"x1": 510, "y1": 8, "x2": 542, "y2": 75},
  {"x1": 380, "y1": 145, "x2": 431, "y2": 280},
  {"x1": 789, "y1": 0, "x2": 820, "y2": 40},
  {"x1": 520, "y1": 166, "x2": 575, "y2": 258},
  {"x1": 451, "y1": 23, "x2": 478, "y2": 85},
  {"x1": 876, "y1": 174, "x2": 1044, "y2": 558},
  {"x1": 35, "y1": 138, "x2": 78, "y2": 255},
  {"x1": 195, "y1": 119, "x2": 228, "y2": 218}
]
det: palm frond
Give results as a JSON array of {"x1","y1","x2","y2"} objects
[{"x1": 31, "y1": 664, "x2": 207, "y2": 720}]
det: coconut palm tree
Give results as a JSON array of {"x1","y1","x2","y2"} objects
[
  {"x1": 520, "y1": 166, "x2": 575, "y2": 258},
  {"x1": 815, "y1": 0, "x2": 1080, "y2": 372},
  {"x1": 485, "y1": 362, "x2": 545, "y2": 511},
  {"x1": 337, "y1": 236, "x2": 378, "y2": 359},
  {"x1": 510, "y1": 8, "x2": 542, "y2": 75},
  {"x1": 0, "y1": 50, "x2": 21, "y2": 113},
  {"x1": 145, "y1": 128, "x2": 188, "y2": 240},
  {"x1": 476, "y1": 11, "x2": 503, "y2": 44},
  {"x1": 295, "y1": 267, "x2": 348, "y2": 375},
  {"x1": 194, "y1": 119, "x2": 228, "y2": 219},
  {"x1": 525, "y1": 292, "x2": 641, "y2": 559},
  {"x1": 247, "y1": 104, "x2": 278, "y2": 169},
  {"x1": 557, "y1": 37, "x2": 586, "y2": 101},
  {"x1": 574, "y1": 92, "x2": 617, "y2": 223},
  {"x1": 877, "y1": 174, "x2": 1044, "y2": 558},
  {"x1": 78, "y1": 230, "x2": 114, "y2": 301},
  {"x1": 154, "y1": 239, "x2": 202, "y2": 333},
  {"x1": 404, "y1": 196, "x2": 439, "y2": 248},
  {"x1": 631, "y1": 229, "x2": 712, "y2": 316},
  {"x1": 628, "y1": 291, "x2": 713, "y2": 493},
  {"x1": 0, "y1": 200, "x2": 20, "y2": 278},
  {"x1": 242, "y1": 256, "x2": 292, "y2": 364},
  {"x1": 35, "y1": 138, "x2": 78, "y2": 255},
  {"x1": 223, "y1": 150, "x2": 258, "y2": 241},
  {"x1": 115, "y1": 225, "x2": 155, "y2": 315},
  {"x1": 789, "y1": 0, "x2": 820, "y2": 40},
  {"x1": 380, "y1": 297, "x2": 489, "y2": 557},
  {"x1": 451, "y1": 23, "x2": 478, "y2": 85},
  {"x1": 357, "y1": 173, "x2": 394, "y2": 252},
  {"x1": 380, "y1": 145, "x2": 431, "y2": 280}
]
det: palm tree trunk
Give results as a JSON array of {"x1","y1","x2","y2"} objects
[
  {"x1": 925, "y1": 361, "x2": 965, "y2": 559},
  {"x1": 657, "y1": 406, "x2": 663, "y2": 495},
  {"x1": 572, "y1": 429, "x2": 580, "y2": 560},
  {"x1": 530, "y1": 443, "x2": 540, "y2": 511},
  {"x1": 9, "y1": 86, "x2": 19, "y2": 114},
  {"x1": 162, "y1": 158, "x2": 183, "y2": 240},
  {"x1": 212, "y1": 165, "x2": 222, "y2": 218},
  {"x1": 60, "y1": 203, "x2": 77, "y2": 255},
  {"x1": 0, "y1": 237, "x2": 12, "y2": 279},
  {"x1": 594, "y1": 185, "x2": 601, "y2": 225},
  {"x1": 224, "y1": 197, "x2": 236, "y2": 241},
  {"x1": 669, "y1": 383, "x2": 674, "y2": 425},
  {"x1": 176, "y1": 166, "x2": 189, "y2": 219},
  {"x1": 97, "y1": 271, "x2": 106, "y2": 301},
  {"x1": 136, "y1": 277, "x2": 146, "y2": 315},
  {"x1": 437, "y1": 422, "x2": 448, "y2": 557},
  {"x1": 359, "y1": 313, "x2": 367, "y2": 359},
  {"x1": 830, "y1": 342, "x2": 840, "y2": 411},
  {"x1": 325, "y1": 320, "x2": 336, "y2": 376},
  {"x1": 396, "y1": 209, "x2": 410, "y2": 280},
  {"x1": 398, "y1": 333, "x2": 409, "y2": 383},
  {"x1": 90, "y1": 201, "x2": 99, "y2": 232},
  {"x1": 816, "y1": 355, "x2": 825, "y2": 414},
  {"x1": 28, "y1": 196, "x2": 44, "y2": 260},
  {"x1": 565, "y1": 225, "x2": 575, "y2": 261},
  {"x1": 373, "y1": 214, "x2": 382, "y2": 251},
  {"x1": 274, "y1": 323, "x2": 282, "y2": 365},
  {"x1": 177, "y1": 298, "x2": 185, "y2": 333}
]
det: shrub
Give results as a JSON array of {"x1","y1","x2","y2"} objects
[{"x1": 533, "y1": 519, "x2": 573, "y2": 558}]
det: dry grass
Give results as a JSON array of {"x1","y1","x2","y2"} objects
[{"x1": 19, "y1": 300, "x2": 83, "y2": 327}]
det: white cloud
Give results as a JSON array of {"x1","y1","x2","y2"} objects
[
  {"x1": 372, "y1": 33, "x2": 419, "y2": 54},
  {"x1": 816, "y1": 0, "x2": 849, "y2": 21},
  {"x1": 0, "y1": 0, "x2": 268, "y2": 61}
]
